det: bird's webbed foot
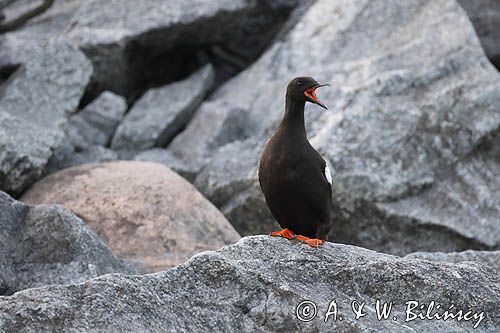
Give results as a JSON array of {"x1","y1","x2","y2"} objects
[
  {"x1": 296, "y1": 235, "x2": 325, "y2": 247},
  {"x1": 270, "y1": 228, "x2": 295, "y2": 240}
]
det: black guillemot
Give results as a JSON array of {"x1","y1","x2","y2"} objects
[{"x1": 258, "y1": 77, "x2": 332, "y2": 247}]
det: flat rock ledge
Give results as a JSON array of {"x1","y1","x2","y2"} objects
[{"x1": 0, "y1": 236, "x2": 498, "y2": 332}]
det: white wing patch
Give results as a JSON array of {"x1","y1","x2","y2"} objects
[{"x1": 324, "y1": 162, "x2": 332, "y2": 185}]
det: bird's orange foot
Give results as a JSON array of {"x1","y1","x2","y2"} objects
[
  {"x1": 270, "y1": 228, "x2": 295, "y2": 240},
  {"x1": 296, "y1": 235, "x2": 325, "y2": 248}
]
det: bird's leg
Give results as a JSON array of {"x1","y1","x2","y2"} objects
[
  {"x1": 296, "y1": 235, "x2": 324, "y2": 248},
  {"x1": 270, "y1": 228, "x2": 295, "y2": 240}
]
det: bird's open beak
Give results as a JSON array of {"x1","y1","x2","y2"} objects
[{"x1": 304, "y1": 83, "x2": 330, "y2": 109}]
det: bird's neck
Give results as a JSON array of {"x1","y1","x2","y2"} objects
[{"x1": 281, "y1": 98, "x2": 306, "y2": 136}]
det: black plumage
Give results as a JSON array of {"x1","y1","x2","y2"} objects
[{"x1": 258, "y1": 77, "x2": 332, "y2": 247}]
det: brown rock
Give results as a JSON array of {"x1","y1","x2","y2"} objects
[{"x1": 22, "y1": 161, "x2": 240, "y2": 273}]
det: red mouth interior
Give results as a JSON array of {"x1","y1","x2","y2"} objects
[{"x1": 304, "y1": 87, "x2": 320, "y2": 103}]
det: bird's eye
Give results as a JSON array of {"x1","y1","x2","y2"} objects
[{"x1": 297, "y1": 82, "x2": 302, "y2": 86}]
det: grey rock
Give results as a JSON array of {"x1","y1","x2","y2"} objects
[
  {"x1": 168, "y1": 88, "x2": 258, "y2": 171},
  {"x1": 111, "y1": 64, "x2": 214, "y2": 150},
  {"x1": 0, "y1": 0, "x2": 15, "y2": 10},
  {"x1": 406, "y1": 250, "x2": 500, "y2": 273},
  {"x1": 170, "y1": 0, "x2": 500, "y2": 254},
  {"x1": 70, "y1": 146, "x2": 118, "y2": 166},
  {"x1": 0, "y1": 236, "x2": 498, "y2": 332},
  {"x1": 43, "y1": 91, "x2": 125, "y2": 174},
  {"x1": 67, "y1": 91, "x2": 127, "y2": 149},
  {"x1": 0, "y1": 0, "x2": 83, "y2": 69},
  {"x1": 134, "y1": 148, "x2": 200, "y2": 181},
  {"x1": 0, "y1": 40, "x2": 92, "y2": 195},
  {"x1": 458, "y1": 0, "x2": 500, "y2": 66},
  {"x1": 45, "y1": 144, "x2": 118, "y2": 174},
  {"x1": 0, "y1": 190, "x2": 133, "y2": 296}
]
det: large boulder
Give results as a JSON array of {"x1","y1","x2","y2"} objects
[
  {"x1": 0, "y1": 236, "x2": 498, "y2": 332},
  {"x1": 169, "y1": 0, "x2": 500, "y2": 255},
  {"x1": 0, "y1": 190, "x2": 133, "y2": 296},
  {"x1": 111, "y1": 64, "x2": 214, "y2": 151},
  {"x1": 458, "y1": 0, "x2": 500, "y2": 67},
  {"x1": 22, "y1": 161, "x2": 241, "y2": 273},
  {"x1": 0, "y1": 40, "x2": 92, "y2": 196}
]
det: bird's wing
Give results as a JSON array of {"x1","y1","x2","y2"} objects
[
  {"x1": 295, "y1": 156, "x2": 333, "y2": 226},
  {"x1": 292, "y1": 154, "x2": 332, "y2": 200}
]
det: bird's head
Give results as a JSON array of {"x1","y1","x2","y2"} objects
[{"x1": 286, "y1": 77, "x2": 330, "y2": 110}]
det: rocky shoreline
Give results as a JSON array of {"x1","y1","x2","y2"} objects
[{"x1": 0, "y1": 0, "x2": 499, "y2": 332}]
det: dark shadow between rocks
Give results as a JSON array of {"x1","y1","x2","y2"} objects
[
  {"x1": 490, "y1": 54, "x2": 500, "y2": 72},
  {"x1": 78, "y1": 45, "x2": 207, "y2": 108},
  {"x1": 125, "y1": 44, "x2": 213, "y2": 104},
  {"x1": 0, "y1": 63, "x2": 19, "y2": 86}
]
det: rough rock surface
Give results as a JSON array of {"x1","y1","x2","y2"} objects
[
  {"x1": 0, "y1": 236, "x2": 498, "y2": 332},
  {"x1": 377, "y1": 133, "x2": 500, "y2": 253},
  {"x1": 406, "y1": 249, "x2": 500, "y2": 273},
  {"x1": 0, "y1": 190, "x2": 133, "y2": 296},
  {"x1": 111, "y1": 64, "x2": 214, "y2": 151},
  {"x1": 67, "y1": 91, "x2": 127, "y2": 149},
  {"x1": 22, "y1": 161, "x2": 241, "y2": 273},
  {"x1": 458, "y1": 0, "x2": 500, "y2": 67},
  {"x1": 0, "y1": 40, "x2": 92, "y2": 196},
  {"x1": 170, "y1": 0, "x2": 500, "y2": 255}
]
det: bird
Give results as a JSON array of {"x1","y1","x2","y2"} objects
[{"x1": 258, "y1": 77, "x2": 332, "y2": 247}]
